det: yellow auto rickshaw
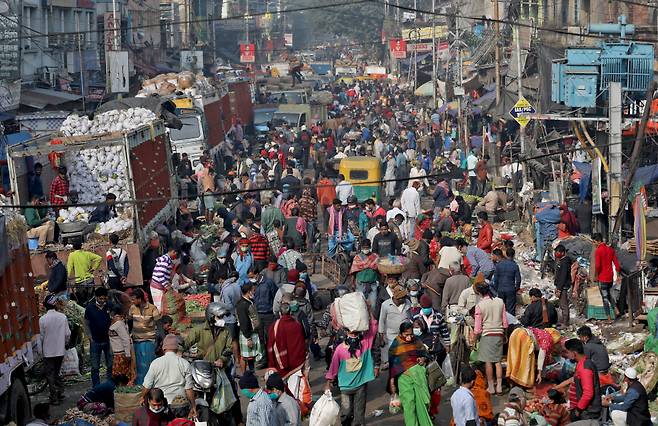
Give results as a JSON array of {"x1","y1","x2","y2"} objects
[{"x1": 339, "y1": 156, "x2": 382, "y2": 203}]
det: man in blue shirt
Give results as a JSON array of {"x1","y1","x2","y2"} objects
[
  {"x1": 493, "y1": 248, "x2": 522, "y2": 314},
  {"x1": 457, "y1": 240, "x2": 495, "y2": 279},
  {"x1": 604, "y1": 367, "x2": 651, "y2": 426}
]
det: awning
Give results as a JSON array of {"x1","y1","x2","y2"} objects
[{"x1": 20, "y1": 88, "x2": 82, "y2": 109}]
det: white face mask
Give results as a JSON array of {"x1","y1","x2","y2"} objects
[
  {"x1": 149, "y1": 406, "x2": 165, "y2": 414},
  {"x1": 218, "y1": 258, "x2": 226, "y2": 264},
  {"x1": 214, "y1": 318, "x2": 225, "y2": 327}
]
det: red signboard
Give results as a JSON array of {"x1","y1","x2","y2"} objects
[
  {"x1": 389, "y1": 39, "x2": 407, "y2": 59},
  {"x1": 240, "y1": 43, "x2": 255, "y2": 63}
]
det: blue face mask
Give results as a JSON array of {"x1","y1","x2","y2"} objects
[
  {"x1": 241, "y1": 389, "x2": 256, "y2": 399},
  {"x1": 422, "y1": 307, "x2": 433, "y2": 315},
  {"x1": 300, "y1": 272, "x2": 308, "y2": 280},
  {"x1": 268, "y1": 392, "x2": 279, "y2": 400}
]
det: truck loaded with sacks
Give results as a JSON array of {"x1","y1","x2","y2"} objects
[
  {"x1": 0, "y1": 211, "x2": 43, "y2": 425},
  {"x1": 138, "y1": 72, "x2": 254, "y2": 164},
  {"x1": 6, "y1": 104, "x2": 178, "y2": 286},
  {"x1": 139, "y1": 71, "x2": 229, "y2": 164}
]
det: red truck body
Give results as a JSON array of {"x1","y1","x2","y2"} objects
[{"x1": 228, "y1": 81, "x2": 254, "y2": 127}]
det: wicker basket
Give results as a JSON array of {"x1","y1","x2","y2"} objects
[{"x1": 377, "y1": 257, "x2": 408, "y2": 275}]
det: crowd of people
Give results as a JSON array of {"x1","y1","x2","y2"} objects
[{"x1": 28, "y1": 77, "x2": 649, "y2": 426}]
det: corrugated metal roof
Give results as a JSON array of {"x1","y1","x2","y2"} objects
[{"x1": 20, "y1": 88, "x2": 82, "y2": 109}]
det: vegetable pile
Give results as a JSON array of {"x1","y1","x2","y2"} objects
[
  {"x1": 185, "y1": 293, "x2": 211, "y2": 314},
  {"x1": 61, "y1": 408, "x2": 114, "y2": 426},
  {"x1": 67, "y1": 145, "x2": 130, "y2": 207},
  {"x1": 60, "y1": 108, "x2": 157, "y2": 137}
]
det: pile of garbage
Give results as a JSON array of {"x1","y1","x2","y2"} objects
[{"x1": 139, "y1": 71, "x2": 219, "y2": 98}]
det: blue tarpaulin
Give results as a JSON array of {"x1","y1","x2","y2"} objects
[{"x1": 573, "y1": 161, "x2": 592, "y2": 201}]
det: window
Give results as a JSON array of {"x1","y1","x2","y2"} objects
[
  {"x1": 574, "y1": 0, "x2": 581, "y2": 24},
  {"x1": 169, "y1": 116, "x2": 202, "y2": 141},
  {"x1": 22, "y1": 7, "x2": 32, "y2": 50},
  {"x1": 520, "y1": 0, "x2": 541, "y2": 22},
  {"x1": 349, "y1": 170, "x2": 368, "y2": 180}
]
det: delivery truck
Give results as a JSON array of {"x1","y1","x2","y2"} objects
[
  {"x1": 0, "y1": 213, "x2": 40, "y2": 425},
  {"x1": 7, "y1": 120, "x2": 177, "y2": 285},
  {"x1": 272, "y1": 103, "x2": 328, "y2": 130}
]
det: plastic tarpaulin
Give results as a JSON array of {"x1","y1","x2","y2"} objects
[
  {"x1": 631, "y1": 165, "x2": 658, "y2": 187},
  {"x1": 573, "y1": 161, "x2": 592, "y2": 201}
]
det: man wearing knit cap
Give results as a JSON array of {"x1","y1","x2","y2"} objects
[
  {"x1": 378, "y1": 286, "x2": 411, "y2": 368},
  {"x1": 39, "y1": 293, "x2": 70, "y2": 405},
  {"x1": 142, "y1": 334, "x2": 196, "y2": 415},
  {"x1": 411, "y1": 294, "x2": 451, "y2": 365},
  {"x1": 238, "y1": 371, "x2": 280, "y2": 425},
  {"x1": 266, "y1": 372, "x2": 301, "y2": 426}
]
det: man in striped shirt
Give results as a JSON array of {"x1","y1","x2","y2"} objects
[
  {"x1": 149, "y1": 248, "x2": 179, "y2": 311},
  {"x1": 249, "y1": 224, "x2": 270, "y2": 271}
]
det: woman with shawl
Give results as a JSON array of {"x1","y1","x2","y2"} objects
[
  {"x1": 388, "y1": 322, "x2": 432, "y2": 426},
  {"x1": 506, "y1": 326, "x2": 561, "y2": 388}
]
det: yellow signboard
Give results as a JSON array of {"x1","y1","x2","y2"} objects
[
  {"x1": 509, "y1": 96, "x2": 536, "y2": 128},
  {"x1": 401, "y1": 25, "x2": 448, "y2": 41}
]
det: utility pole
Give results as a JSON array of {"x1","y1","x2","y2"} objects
[
  {"x1": 431, "y1": 0, "x2": 437, "y2": 109},
  {"x1": 450, "y1": 3, "x2": 467, "y2": 151},
  {"x1": 514, "y1": 25, "x2": 524, "y2": 160},
  {"x1": 245, "y1": 0, "x2": 250, "y2": 44},
  {"x1": 76, "y1": 12, "x2": 86, "y2": 112},
  {"x1": 493, "y1": 0, "x2": 501, "y2": 106},
  {"x1": 608, "y1": 82, "x2": 622, "y2": 243}
]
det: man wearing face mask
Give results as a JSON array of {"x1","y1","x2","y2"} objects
[
  {"x1": 236, "y1": 283, "x2": 263, "y2": 371},
  {"x1": 208, "y1": 248, "x2": 236, "y2": 303},
  {"x1": 183, "y1": 303, "x2": 241, "y2": 424},
  {"x1": 249, "y1": 267, "x2": 278, "y2": 367},
  {"x1": 266, "y1": 372, "x2": 301, "y2": 426},
  {"x1": 325, "y1": 316, "x2": 380, "y2": 426},
  {"x1": 349, "y1": 239, "x2": 380, "y2": 309},
  {"x1": 238, "y1": 371, "x2": 280, "y2": 425},
  {"x1": 411, "y1": 295, "x2": 451, "y2": 365},
  {"x1": 263, "y1": 256, "x2": 287, "y2": 288},
  {"x1": 233, "y1": 239, "x2": 253, "y2": 286},
  {"x1": 378, "y1": 286, "x2": 412, "y2": 370},
  {"x1": 267, "y1": 294, "x2": 307, "y2": 380}
]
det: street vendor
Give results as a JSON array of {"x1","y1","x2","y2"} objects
[
  {"x1": 89, "y1": 192, "x2": 117, "y2": 223},
  {"x1": 25, "y1": 195, "x2": 56, "y2": 248},
  {"x1": 49, "y1": 166, "x2": 69, "y2": 210}
]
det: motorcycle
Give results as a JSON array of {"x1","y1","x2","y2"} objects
[{"x1": 188, "y1": 350, "x2": 238, "y2": 426}]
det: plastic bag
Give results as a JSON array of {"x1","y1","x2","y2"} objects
[
  {"x1": 309, "y1": 390, "x2": 340, "y2": 426},
  {"x1": 210, "y1": 369, "x2": 237, "y2": 414},
  {"x1": 442, "y1": 356, "x2": 454, "y2": 381},
  {"x1": 389, "y1": 393, "x2": 401, "y2": 414},
  {"x1": 60, "y1": 348, "x2": 80, "y2": 376}
]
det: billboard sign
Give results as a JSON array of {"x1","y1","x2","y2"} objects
[
  {"x1": 240, "y1": 43, "x2": 255, "y2": 63},
  {"x1": 389, "y1": 39, "x2": 407, "y2": 59}
]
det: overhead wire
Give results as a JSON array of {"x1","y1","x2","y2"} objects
[
  {"x1": 4, "y1": 0, "x2": 658, "y2": 44},
  {"x1": 0, "y1": 138, "x2": 630, "y2": 210}
]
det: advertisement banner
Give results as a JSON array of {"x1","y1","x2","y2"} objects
[
  {"x1": 107, "y1": 51, "x2": 129, "y2": 93},
  {"x1": 284, "y1": 33, "x2": 293, "y2": 47},
  {"x1": 389, "y1": 39, "x2": 407, "y2": 59},
  {"x1": 592, "y1": 157, "x2": 603, "y2": 215},
  {"x1": 240, "y1": 43, "x2": 255, "y2": 63},
  {"x1": 0, "y1": 0, "x2": 20, "y2": 81}
]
